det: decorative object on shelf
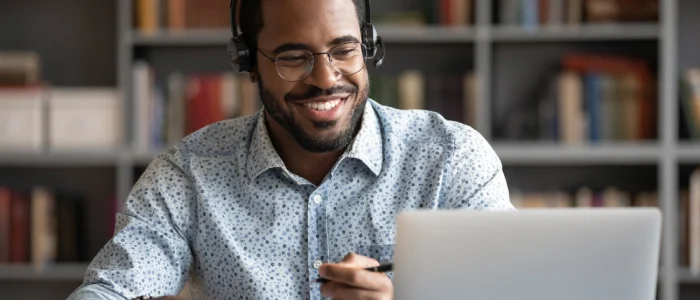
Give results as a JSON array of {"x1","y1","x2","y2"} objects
[{"x1": 48, "y1": 88, "x2": 123, "y2": 151}]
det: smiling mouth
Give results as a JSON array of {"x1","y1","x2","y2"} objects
[{"x1": 302, "y1": 97, "x2": 347, "y2": 111}]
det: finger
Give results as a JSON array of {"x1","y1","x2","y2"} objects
[
  {"x1": 338, "y1": 252, "x2": 380, "y2": 268},
  {"x1": 319, "y1": 264, "x2": 391, "y2": 290},
  {"x1": 320, "y1": 281, "x2": 388, "y2": 300}
]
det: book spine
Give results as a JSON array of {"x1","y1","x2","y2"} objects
[
  {"x1": 9, "y1": 192, "x2": 29, "y2": 263},
  {"x1": 0, "y1": 187, "x2": 10, "y2": 262},
  {"x1": 690, "y1": 169, "x2": 700, "y2": 275}
]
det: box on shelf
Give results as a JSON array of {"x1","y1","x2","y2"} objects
[
  {"x1": 48, "y1": 88, "x2": 123, "y2": 151},
  {"x1": 0, "y1": 87, "x2": 46, "y2": 152}
]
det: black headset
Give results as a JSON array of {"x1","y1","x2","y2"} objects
[{"x1": 227, "y1": 0, "x2": 385, "y2": 73}]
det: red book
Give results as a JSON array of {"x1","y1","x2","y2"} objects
[
  {"x1": 441, "y1": 0, "x2": 452, "y2": 25},
  {"x1": 539, "y1": 0, "x2": 550, "y2": 24},
  {"x1": 186, "y1": 75, "x2": 225, "y2": 135},
  {"x1": 0, "y1": 187, "x2": 11, "y2": 262},
  {"x1": 9, "y1": 191, "x2": 29, "y2": 263}
]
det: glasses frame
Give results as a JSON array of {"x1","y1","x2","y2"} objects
[{"x1": 257, "y1": 42, "x2": 368, "y2": 82}]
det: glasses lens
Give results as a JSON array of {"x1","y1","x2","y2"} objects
[
  {"x1": 273, "y1": 42, "x2": 368, "y2": 82},
  {"x1": 330, "y1": 42, "x2": 367, "y2": 76},
  {"x1": 275, "y1": 50, "x2": 314, "y2": 81}
]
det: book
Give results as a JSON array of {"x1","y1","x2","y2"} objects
[
  {"x1": 681, "y1": 69, "x2": 700, "y2": 140},
  {"x1": 30, "y1": 186, "x2": 57, "y2": 272},
  {"x1": 0, "y1": 187, "x2": 10, "y2": 263},
  {"x1": 9, "y1": 191, "x2": 29, "y2": 263},
  {"x1": 690, "y1": 169, "x2": 700, "y2": 275}
]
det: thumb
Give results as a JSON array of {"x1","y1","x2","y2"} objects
[{"x1": 339, "y1": 252, "x2": 380, "y2": 268}]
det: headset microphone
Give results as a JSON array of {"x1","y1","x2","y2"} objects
[{"x1": 228, "y1": 0, "x2": 385, "y2": 73}]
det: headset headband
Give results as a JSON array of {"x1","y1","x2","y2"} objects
[
  {"x1": 230, "y1": 0, "x2": 374, "y2": 33},
  {"x1": 228, "y1": 0, "x2": 384, "y2": 73},
  {"x1": 230, "y1": 0, "x2": 239, "y2": 39}
]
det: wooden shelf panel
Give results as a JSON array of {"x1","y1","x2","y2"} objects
[
  {"x1": 492, "y1": 23, "x2": 660, "y2": 42},
  {"x1": 678, "y1": 143, "x2": 700, "y2": 163},
  {"x1": 0, "y1": 151, "x2": 126, "y2": 167},
  {"x1": 493, "y1": 142, "x2": 661, "y2": 165},
  {"x1": 0, "y1": 264, "x2": 88, "y2": 281}
]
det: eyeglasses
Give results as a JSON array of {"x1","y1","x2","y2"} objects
[{"x1": 257, "y1": 42, "x2": 368, "y2": 82}]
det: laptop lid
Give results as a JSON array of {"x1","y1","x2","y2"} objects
[{"x1": 392, "y1": 208, "x2": 661, "y2": 300}]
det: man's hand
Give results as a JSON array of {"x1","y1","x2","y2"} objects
[{"x1": 318, "y1": 253, "x2": 393, "y2": 300}]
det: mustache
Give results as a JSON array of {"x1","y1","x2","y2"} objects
[{"x1": 284, "y1": 84, "x2": 358, "y2": 102}]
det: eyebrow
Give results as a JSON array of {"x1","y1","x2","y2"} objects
[
  {"x1": 271, "y1": 35, "x2": 361, "y2": 54},
  {"x1": 328, "y1": 35, "x2": 361, "y2": 46}
]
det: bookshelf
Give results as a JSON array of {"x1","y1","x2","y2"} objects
[{"x1": 1, "y1": 0, "x2": 699, "y2": 300}]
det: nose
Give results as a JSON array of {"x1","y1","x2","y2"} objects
[{"x1": 302, "y1": 53, "x2": 341, "y2": 90}]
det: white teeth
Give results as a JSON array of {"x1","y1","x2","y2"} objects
[{"x1": 304, "y1": 99, "x2": 342, "y2": 111}]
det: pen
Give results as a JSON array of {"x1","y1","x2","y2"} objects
[{"x1": 313, "y1": 263, "x2": 393, "y2": 284}]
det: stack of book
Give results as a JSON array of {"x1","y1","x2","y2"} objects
[
  {"x1": 370, "y1": 71, "x2": 477, "y2": 127},
  {"x1": 496, "y1": 53, "x2": 656, "y2": 143},
  {"x1": 132, "y1": 0, "x2": 476, "y2": 32},
  {"x1": 132, "y1": 61, "x2": 260, "y2": 152},
  {"x1": 374, "y1": 0, "x2": 475, "y2": 27},
  {"x1": 510, "y1": 186, "x2": 658, "y2": 208},
  {"x1": 499, "y1": 0, "x2": 659, "y2": 27},
  {"x1": 133, "y1": 0, "x2": 229, "y2": 34},
  {"x1": 0, "y1": 186, "x2": 104, "y2": 271},
  {"x1": 0, "y1": 51, "x2": 122, "y2": 152},
  {"x1": 0, "y1": 52, "x2": 45, "y2": 152}
]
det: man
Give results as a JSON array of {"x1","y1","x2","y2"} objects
[{"x1": 68, "y1": 0, "x2": 513, "y2": 299}]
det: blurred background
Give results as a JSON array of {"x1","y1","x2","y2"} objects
[{"x1": 0, "y1": 0, "x2": 698, "y2": 299}]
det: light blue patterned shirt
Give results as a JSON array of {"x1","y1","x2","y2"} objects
[{"x1": 68, "y1": 99, "x2": 514, "y2": 300}]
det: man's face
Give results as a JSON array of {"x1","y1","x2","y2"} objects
[{"x1": 255, "y1": 0, "x2": 370, "y2": 153}]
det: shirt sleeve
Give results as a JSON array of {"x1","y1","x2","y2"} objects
[
  {"x1": 442, "y1": 125, "x2": 516, "y2": 211},
  {"x1": 68, "y1": 148, "x2": 196, "y2": 299}
]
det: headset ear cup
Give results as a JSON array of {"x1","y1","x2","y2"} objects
[
  {"x1": 228, "y1": 36, "x2": 251, "y2": 73},
  {"x1": 363, "y1": 24, "x2": 377, "y2": 58},
  {"x1": 227, "y1": 39, "x2": 239, "y2": 72},
  {"x1": 364, "y1": 24, "x2": 383, "y2": 68}
]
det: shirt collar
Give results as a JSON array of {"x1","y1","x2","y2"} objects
[
  {"x1": 246, "y1": 111, "x2": 286, "y2": 181},
  {"x1": 245, "y1": 100, "x2": 384, "y2": 181},
  {"x1": 342, "y1": 100, "x2": 383, "y2": 176}
]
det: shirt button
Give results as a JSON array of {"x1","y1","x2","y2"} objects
[
  {"x1": 313, "y1": 260, "x2": 323, "y2": 269},
  {"x1": 313, "y1": 194, "x2": 323, "y2": 204}
]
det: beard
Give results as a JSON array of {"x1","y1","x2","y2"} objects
[{"x1": 258, "y1": 77, "x2": 370, "y2": 153}]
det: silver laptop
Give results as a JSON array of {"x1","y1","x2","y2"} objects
[{"x1": 392, "y1": 208, "x2": 661, "y2": 300}]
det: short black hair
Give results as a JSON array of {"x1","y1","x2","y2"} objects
[{"x1": 239, "y1": 0, "x2": 366, "y2": 70}]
